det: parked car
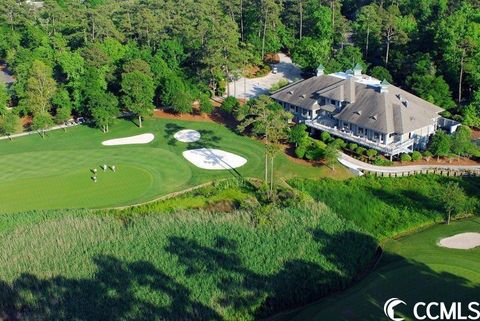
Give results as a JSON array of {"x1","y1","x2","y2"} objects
[
  {"x1": 75, "y1": 117, "x2": 85, "y2": 124},
  {"x1": 272, "y1": 66, "x2": 278, "y2": 74}
]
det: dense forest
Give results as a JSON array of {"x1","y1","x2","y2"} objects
[{"x1": 0, "y1": 0, "x2": 479, "y2": 134}]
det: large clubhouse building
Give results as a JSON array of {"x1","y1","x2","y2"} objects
[{"x1": 271, "y1": 64, "x2": 459, "y2": 159}]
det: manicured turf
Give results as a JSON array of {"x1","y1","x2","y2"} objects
[
  {"x1": 0, "y1": 118, "x2": 349, "y2": 213},
  {"x1": 277, "y1": 218, "x2": 480, "y2": 321}
]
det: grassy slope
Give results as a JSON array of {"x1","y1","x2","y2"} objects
[
  {"x1": 289, "y1": 175, "x2": 480, "y2": 239},
  {"x1": 0, "y1": 118, "x2": 349, "y2": 213},
  {"x1": 279, "y1": 218, "x2": 480, "y2": 321},
  {"x1": 0, "y1": 204, "x2": 376, "y2": 321}
]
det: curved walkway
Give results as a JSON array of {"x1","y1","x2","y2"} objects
[{"x1": 338, "y1": 152, "x2": 480, "y2": 176}]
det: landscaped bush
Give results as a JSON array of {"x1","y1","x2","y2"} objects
[
  {"x1": 347, "y1": 143, "x2": 358, "y2": 151},
  {"x1": 0, "y1": 200, "x2": 377, "y2": 320},
  {"x1": 332, "y1": 138, "x2": 346, "y2": 149},
  {"x1": 373, "y1": 156, "x2": 394, "y2": 166},
  {"x1": 295, "y1": 144, "x2": 307, "y2": 158},
  {"x1": 411, "y1": 151, "x2": 422, "y2": 161},
  {"x1": 320, "y1": 131, "x2": 331, "y2": 142},
  {"x1": 289, "y1": 176, "x2": 480, "y2": 239},
  {"x1": 400, "y1": 153, "x2": 412, "y2": 162},
  {"x1": 355, "y1": 146, "x2": 366, "y2": 155},
  {"x1": 423, "y1": 150, "x2": 433, "y2": 161},
  {"x1": 221, "y1": 96, "x2": 240, "y2": 114},
  {"x1": 269, "y1": 79, "x2": 290, "y2": 93},
  {"x1": 198, "y1": 94, "x2": 214, "y2": 114},
  {"x1": 366, "y1": 149, "x2": 378, "y2": 160}
]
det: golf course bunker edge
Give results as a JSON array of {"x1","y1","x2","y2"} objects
[
  {"x1": 174, "y1": 129, "x2": 201, "y2": 143},
  {"x1": 102, "y1": 133, "x2": 155, "y2": 146},
  {"x1": 182, "y1": 148, "x2": 247, "y2": 170},
  {"x1": 438, "y1": 232, "x2": 480, "y2": 250}
]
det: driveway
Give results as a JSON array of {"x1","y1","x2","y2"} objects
[{"x1": 227, "y1": 53, "x2": 302, "y2": 99}]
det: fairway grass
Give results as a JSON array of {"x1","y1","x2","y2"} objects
[
  {"x1": 0, "y1": 118, "x2": 349, "y2": 213},
  {"x1": 278, "y1": 218, "x2": 480, "y2": 321}
]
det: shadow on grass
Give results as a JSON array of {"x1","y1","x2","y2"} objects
[{"x1": 1, "y1": 230, "x2": 477, "y2": 321}]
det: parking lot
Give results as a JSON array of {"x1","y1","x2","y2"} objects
[{"x1": 227, "y1": 53, "x2": 303, "y2": 99}]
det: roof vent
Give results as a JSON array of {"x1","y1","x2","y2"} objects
[
  {"x1": 403, "y1": 100, "x2": 410, "y2": 108},
  {"x1": 370, "y1": 115, "x2": 377, "y2": 120},
  {"x1": 316, "y1": 64, "x2": 324, "y2": 77},
  {"x1": 300, "y1": 94, "x2": 306, "y2": 99},
  {"x1": 354, "y1": 110, "x2": 362, "y2": 115},
  {"x1": 353, "y1": 63, "x2": 362, "y2": 76},
  {"x1": 288, "y1": 90, "x2": 294, "y2": 95},
  {"x1": 379, "y1": 79, "x2": 390, "y2": 93}
]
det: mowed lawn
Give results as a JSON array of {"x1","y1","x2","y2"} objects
[
  {"x1": 0, "y1": 118, "x2": 348, "y2": 213},
  {"x1": 278, "y1": 218, "x2": 480, "y2": 321}
]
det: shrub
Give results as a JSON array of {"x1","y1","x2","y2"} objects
[
  {"x1": 366, "y1": 149, "x2": 378, "y2": 159},
  {"x1": 347, "y1": 143, "x2": 358, "y2": 151},
  {"x1": 355, "y1": 147, "x2": 366, "y2": 155},
  {"x1": 295, "y1": 145, "x2": 307, "y2": 159},
  {"x1": 199, "y1": 95, "x2": 214, "y2": 114},
  {"x1": 221, "y1": 96, "x2": 240, "y2": 114},
  {"x1": 411, "y1": 151, "x2": 422, "y2": 161},
  {"x1": 320, "y1": 131, "x2": 331, "y2": 142},
  {"x1": 373, "y1": 156, "x2": 393, "y2": 166},
  {"x1": 423, "y1": 151, "x2": 432, "y2": 161},
  {"x1": 400, "y1": 153, "x2": 412, "y2": 162},
  {"x1": 333, "y1": 138, "x2": 346, "y2": 149},
  {"x1": 269, "y1": 79, "x2": 290, "y2": 93}
]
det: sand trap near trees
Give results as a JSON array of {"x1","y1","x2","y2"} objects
[
  {"x1": 438, "y1": 232, "x2": 480, "y2": 249},
  {"x1": 174, "y1": 129, "x2": 201, "y2": 143},
  {"x1": 102, "y1": 133, "x2": 155, "y2": 146},
  {"x1": 182, "y1": 148, "x2": 247, "y2": 170}
]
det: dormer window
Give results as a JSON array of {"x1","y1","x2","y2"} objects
[
  {"x1": 354, "y1": 110, "x2": 362, "y2": 115},
  {"x1": 300, "y1": 94, "x2": 306, "y2": 99},
  {"x1": 288, "y1": 90, "x2": 294, "y2": 95},
  {"x1": 370, "y1": 115, "x2": 377, "y2": 120}
]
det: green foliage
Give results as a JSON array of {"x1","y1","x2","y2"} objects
[
  {"x1": 288, "y1": 124, "x2": 308, "y2": 145},
  {"x1": 332, "y1": 138, "x2": 346, "y2": 149},
  {"x1": 0, "y1": 111, "x2": 20, "y2": 137},
  {"x1": 90, "y1": 91, "x2": 119, "y2": 133},
  {"x1": 320, "y1": 131, "x2": 331, "y2": 142},
  {"x1": 370, "y1": 66, "x2": 393, "y2": 83},
  {"x1": 366, "y1": 149, "x2": 378, "y2": 159},
  {"x1": 291, "y1": 37, "x2": 331, "y2": 70},
  {"x1": 289, "y1": 176, "x2": 480, "y2": 239},
  {"x1": 198, "y1": 95, "x2": 214, "y2": 114},
  {"x1": 373, "y1": 156, "x2": 393, "y2": 166},
  {"x1": 269, "y1": 79, "x2": 290, "y2": 93},
  {"x1": 0, "y1": 83, "x2": 10, "y2": 114},
  {"x1": 121, "y1": 70, "x2": 155, "y2": 127},
  {"x1": 355, "y1": 146, "x2": 366, "y2": 155},
  {"x1": 428, "y1": 130, "x2": 452, "y2": 157},
  {"x1": 435, "y1": 182, "x2": 475, "y2": 224},
  {"x1": 347, "y1": 142, "x2": 358, "y2": 151},
  {"x1": 221, "y1": 96, "x2": 240, "y2": 115},
  {"x1": 295, "y1": 145, "x2": 307, "y2": 159},
  {"x1": 31, "y1": 111, "x2": 53, "y2": 138},
  {"x1": 0, "y1": 200, "x2": 377, "y2": 320},
  {"x1": 411, "y1": 151, "x2": 422, "y2": 161},
  {"x1": 451, "y1": 126, "x2": 476, "y2": 156},
  {"x1": 400, "y1": 153, "x2": 412, "y2": 162}
]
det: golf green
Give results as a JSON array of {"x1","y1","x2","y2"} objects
[
  {"x1": 278, "y1": 218, "x2": 480, "y2": 321},
  {"x1": 0, "y1": 118, "x2": 347, "y2": 213}
]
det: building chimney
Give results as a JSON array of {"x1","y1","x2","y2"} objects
[
  {"x1": 379, "y1": 79, "x2": 390, "y2": 93},
  {"x1": 345, "y1": 76, "x2": 356, "y2": 103},
  {"x1": 353, "y1": 63, "x2": 362, "y2": 76},
  {"x1": 316, "y1": 64, "x2": 324, "y2": 77}
]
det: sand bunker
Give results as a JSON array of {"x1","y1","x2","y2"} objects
[
  {"x1": 102, "y1": 133, "x2": 155, "y2": 146},
  {"x1": 174, "y1": 129, "x2": 201, "y2": 143},
  {"x1": 438, "y1": 232, "x2": 480, "y2": 250},
  {"x1": 182, "y1": 148, "x2": 247, "y2": 170}
]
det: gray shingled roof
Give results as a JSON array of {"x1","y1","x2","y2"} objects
[{"x1": 271, "y1": 74, "x2": 444, "y2": 135}]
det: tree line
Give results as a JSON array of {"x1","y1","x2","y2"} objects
[{"x1": 0, "y1": 0, "x2": 478, "y2": 135}]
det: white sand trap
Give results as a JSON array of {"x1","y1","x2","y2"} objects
[
  {"x1": 438, "y1": 232, "x2": 480, "y2": 250},
  {"x1": 102, "y1": 133, "x2": 154, "y2": 146},
  {"x1": 174, "y1": 129, "x2": 201, "y2": 143},
  {"x1": 183, "y1": 148, "x2": 247, "y2": 170}
]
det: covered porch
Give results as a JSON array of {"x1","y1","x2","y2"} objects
[{"x1": 305, "y1": 119, "x2": 414, "y2": 159}]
